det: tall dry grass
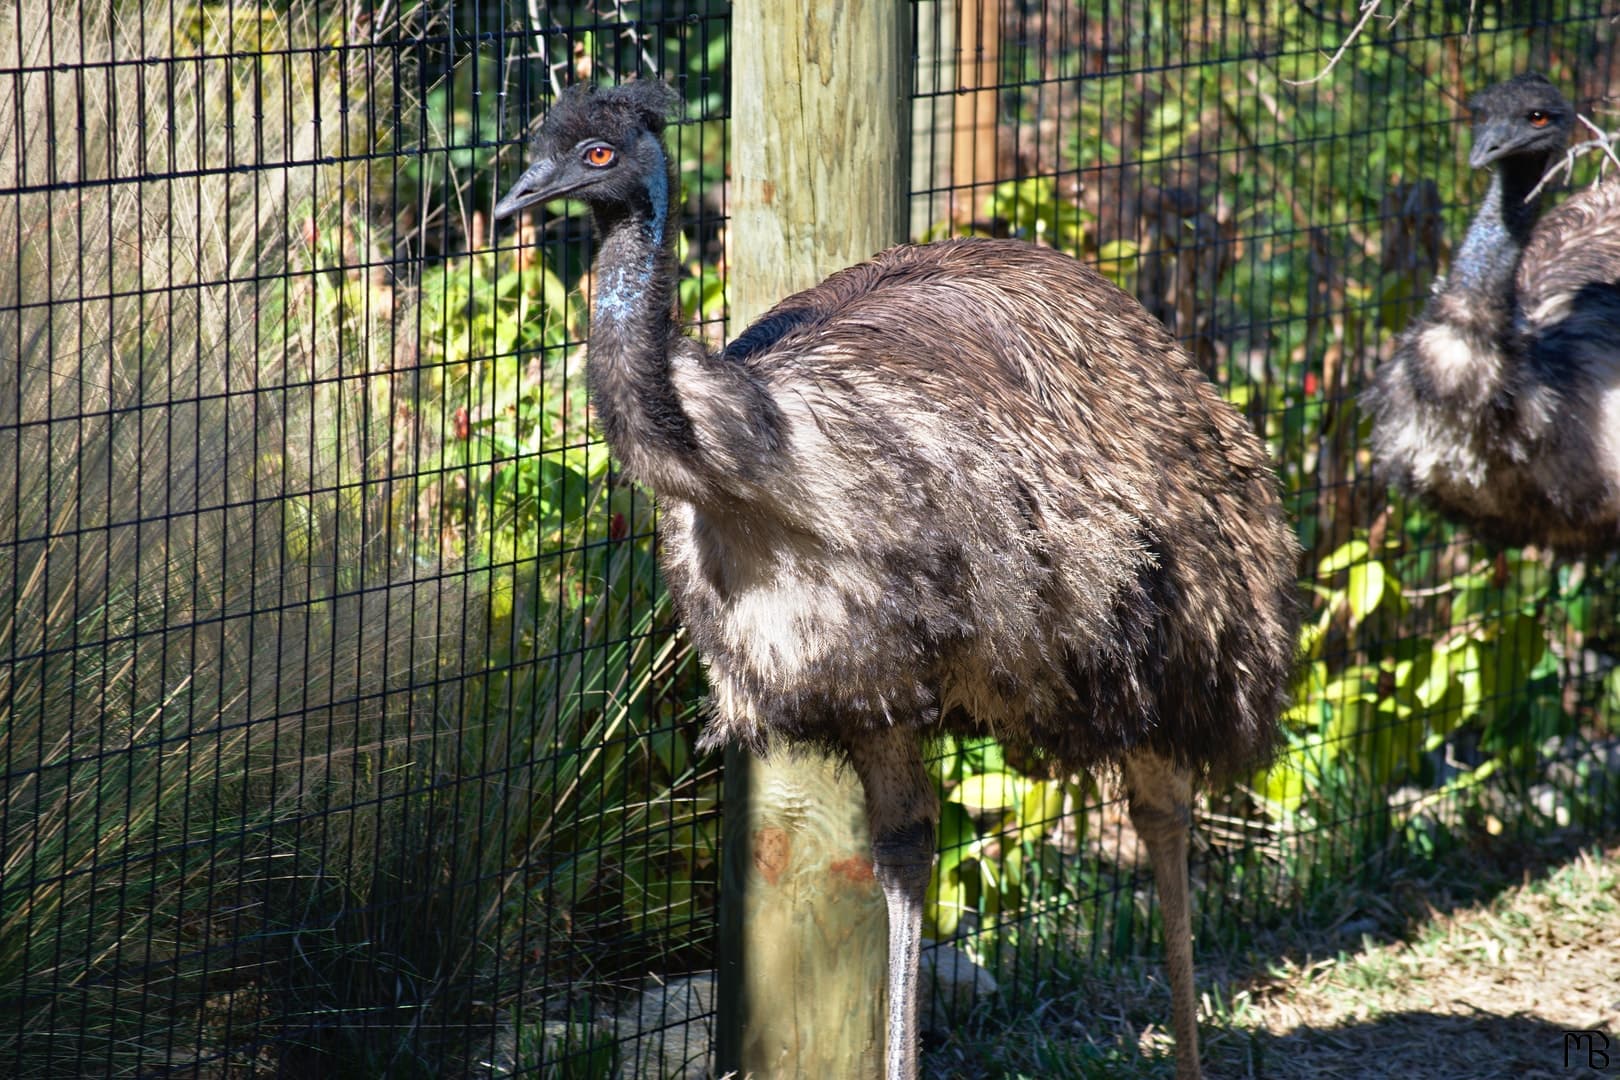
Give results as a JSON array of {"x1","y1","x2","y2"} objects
[{"x1": 0, "y1": 1, "x2": 481, "y2": 1073}]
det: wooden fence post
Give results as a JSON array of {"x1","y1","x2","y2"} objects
[
  {"x1": 715, "y1": 2, "x2": 910, "y2": 1076},
  {"x1": 953, "y1": 0, "x2": 1000, "y2": 222}
]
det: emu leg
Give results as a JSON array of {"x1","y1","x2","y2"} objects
[
  {"x1": 1122, "y1": 752, "x2": 1200, "y2": 1080},
  {"x1": 843, "y1": 727, "x2": 938, "y2": 1080}
]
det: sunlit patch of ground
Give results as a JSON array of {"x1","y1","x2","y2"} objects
[
  {"x1": 926, "y1": 837, "x2": 1620, "y2": 1078},
  {"x1": 1222, "y1": 843, "x2": 1619, "y2": 1079}
]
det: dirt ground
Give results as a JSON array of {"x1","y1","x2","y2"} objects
[
  {"x1": 1210, "y1": 841, "x2": 1620, "y2": 1079},
  {"x1": 927, "y1": 835, "x2": 1620, "y2": 1078}
]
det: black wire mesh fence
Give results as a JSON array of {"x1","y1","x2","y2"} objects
[
  {"x1": 2, "y1": 1, "x2": 1616, "y2": 1076},
  {"x1": 911, "y1": 2, "x2": 1620, "y2": 1046}
]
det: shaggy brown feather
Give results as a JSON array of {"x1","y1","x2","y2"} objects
[{"x1": 668, "y1": 240, "x2": 1299, "y2": 779}]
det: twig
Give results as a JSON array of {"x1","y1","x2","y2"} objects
[
  {"x1": 607, "y1": 0, "x2": 661, "y2": 77},
  {"x1": 1284, "y1": 0, "x2": 1386, "y2": 87},
  {"x1": 1524, "y1": 113, "x2": 1620, "y2": 202},
  {"x1": 1285, "y1": 0, "x2": 1468, "y2": 88},
  {"x1": 1284, "y1": 0, "x2": 1420, "y2": 87}
]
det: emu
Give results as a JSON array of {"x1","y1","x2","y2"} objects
[
  {"x1": 494, "y1": 80, "x2": 1299, "y2": 1080},
  {"x1": 1366, "y1": 72, "x2": 1620, "y2": 552}
]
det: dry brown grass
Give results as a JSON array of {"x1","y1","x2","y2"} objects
[{"x1": 0, "y1": 3, "x2": 472, "y2": 1073}]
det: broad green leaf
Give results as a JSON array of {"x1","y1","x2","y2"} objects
[
  {"x1": 1019, "y1": 780, "x2": 1065, "y2": 844},
  {"x1": 1301, "y1": 610, "x2": 1336, "y2": 659},
  {"x1": 1320, "y1": 665, "x2": 1378, "y2": 707},
  {"x1": 936, "y1": 800, "x2": 976, "y2": 856},
  {"x1": 1346, "y1": 560, "x2": 1387, "y2": 623},
  {"x1": 1257, "y1": 758, "x2": 1308, "y2": 812},
  {"x1": 953, "y1": 771, "x2": 1026, "y2": 813},
  {"x1": 960, "y1": 737, "x2": 1006, "y2": 774},
  {"x1": 1317, "y1": 538, "x2": 1370, "y2": 575},
  {"x1": 1325, "y1": 697, "x2": 1378, "y2": 749},
  {"x1": 927, "y1": 862, "x2": 971, "y2": 940},
  {"x1": 1411, "y1": 645, "x2": 1450, "y2": 708},
  {"x1": 1096, "y1": 239, "x2": 1140, "y2": 288},
  {"x1": 1449, "y1": 640, "x2": 1484, "y2": 721},
  {"x1": 1486, "y1": 613, "x2": 1547, "y2": 695}
]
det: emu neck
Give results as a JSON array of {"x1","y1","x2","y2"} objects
[
  {"x1": 584, "y1": 141, "x2": 698, "y2": 469},
  {"x1": 591, "y1": 154, "x2": 673, "y2": 327},
  {"x1": 1447, "y1": 156, "x2": 1547, "y2": 304}
]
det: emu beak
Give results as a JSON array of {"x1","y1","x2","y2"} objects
[
  {"x1": 493, "y1": 158, "x2": 561, "y2": 221},
  {"x1": 1469, "y1": 120, "x2": 1512, "y2": 169}
]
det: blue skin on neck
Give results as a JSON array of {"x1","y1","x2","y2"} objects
[
  {"x1": 595, "y1": 134, "x2": 669, "y2": 323},
  {"x1": 1449, "y1": 175, "x2": 1514, "y2": 296},
  {"x1": 1448, "y1": 158, "x2": 1547, "y2": 302}
]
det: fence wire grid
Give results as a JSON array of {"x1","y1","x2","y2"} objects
[{"x1": 2, "y1": 1, "x2": 1617, "y2": 1076}]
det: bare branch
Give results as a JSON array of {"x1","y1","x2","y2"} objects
[
  {"x1": 1282, "y1": 0, "x2": 1450, "y2": 88},
  {"x1": 1284, "y1": 0, "x2": 1386, "y2": 87},
  {"x1": 1578, "y1": 113, "x2": 1620, "y2": 174},
  {"x1": 1525, "y1": 113, "x2": 1620, "y2": 202}
]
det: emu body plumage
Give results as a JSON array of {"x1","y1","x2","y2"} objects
[
  {"x1": 495, "y1": 80, "x2": 1299, "y2": 1080},
  {"x1": 1367, "y1": 73, "x2": 1620, "y2": 552}
]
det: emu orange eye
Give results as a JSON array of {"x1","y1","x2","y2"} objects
[
  {"x1": 1528, "y1": 111, "x2": 1551, "y2": 127},
  {"x1": 585, "y1": 145, "x2": 616, "y2": 167}
]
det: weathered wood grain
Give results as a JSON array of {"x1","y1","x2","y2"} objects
[{"x1": 716, "y1": 2, "x2": 910, "y2": 1076}]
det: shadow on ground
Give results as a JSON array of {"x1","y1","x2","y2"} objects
[{"x1": 1215, "y1": 1010, "x2": 1616, "y2": 1079}]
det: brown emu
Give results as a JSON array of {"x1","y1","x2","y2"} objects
[
  {"x1": 1366, "y1": 73, "x2": 1620, "y2": 552},
  {"x1": 494, "y1": 80, "x2": 1299, "y2": 1080}
]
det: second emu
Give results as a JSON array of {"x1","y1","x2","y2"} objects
[
  {"x1": 494, "y1": 80, "x2": 1300, "y2": 1080},
  {"x1": 1367, "y1": 72, "x2": 1620, "y2": 552}
]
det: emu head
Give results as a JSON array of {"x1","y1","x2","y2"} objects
[
  {"x1": 493, "y1": 79, "x2": 680, "y2": 222},
  {"x1": 1467, "y1": 72, "x2": 1574, "y2": 169}
]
